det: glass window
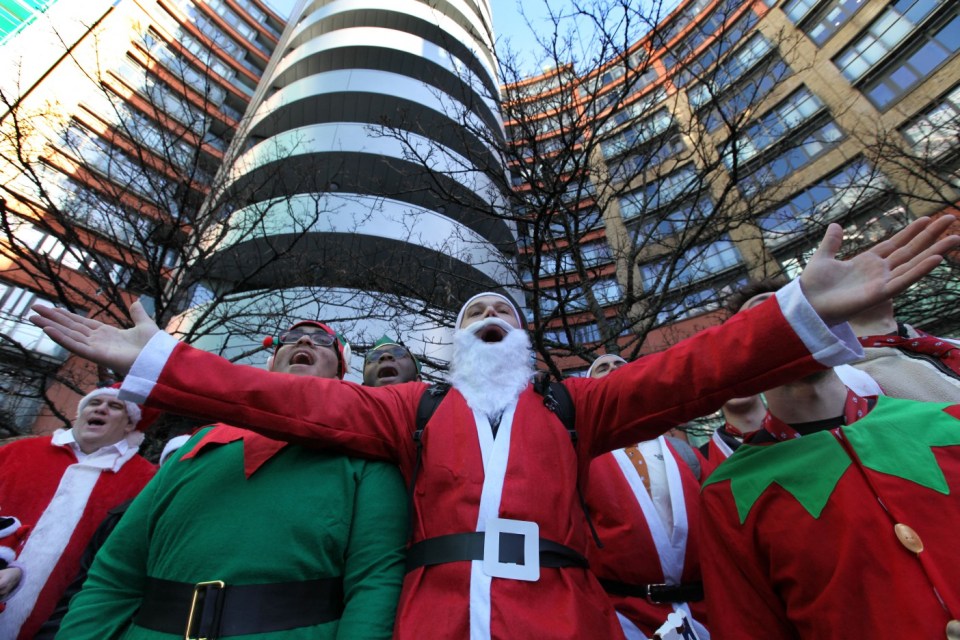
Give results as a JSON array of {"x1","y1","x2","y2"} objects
[
  {"x1": 672, "y1": 11, "x2": 760, "y2": 88},
  {"x1": 619, "y1": 165, "x2": 699, "y2": 220},
  {"x1": 860, "y1": 10, "x2": 960, "y2": 109},
  {"x1": 833, "y1": 0, "x2": 947, "y2": 83},
  {"x1": 737, "y1": 120, "x2": 844, "y2": 195},
  {"x1": 699, "y1": 56, "x2": 790, "y2": 132},
  {"x1": 641, "y1": 237, "x2": 742, "y2": 291},
  {"x1": 758, "y1": 159, "x2": 890, "y2": 245},
  {"x1": 0, "y1": 283, "x2": 70, "y2": 358},
  {"x1": 687, "y1": 32, "x2": 775, "y2": 109},
  {"x1": 721, "y1": 87, "x2": 824, "y2": 168},
  {"x1": 785, "y1": 0, "x2": 868, "y2": 45},
  {"x1": 600, "y1": 109, "x2": 675, "y2": 160},
  {"x1": 900, "y1": 83, "x2": 960, "y2": 156},
  {"x1": 593, "y1": 277, "x2": 623, "y2": 306}
]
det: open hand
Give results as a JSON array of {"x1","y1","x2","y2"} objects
[
  {"x1": 800, "y1": 216, "x2": 959, "y2": 326},
  {"x1": 29, "y1": 301, "x2": 160, "y2": 376}
]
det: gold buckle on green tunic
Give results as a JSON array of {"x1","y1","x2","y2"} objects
[{"x1": 185, "y1": 580, "x2": 225, "y2": 640}]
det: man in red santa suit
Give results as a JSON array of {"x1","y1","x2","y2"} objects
[
  {"x1": 583, "y1": 354, "x2": 710, "y2": 640},
  {"x1": 0, "y1": 386, "x2": 155, "y2": 639},
  {"x1": 27, "y1": 217, "x2": 960, "y2": 639}
]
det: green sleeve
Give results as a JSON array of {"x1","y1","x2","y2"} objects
[{"x1": 335, "y1": 460, "x2": 407, "y2": 640}]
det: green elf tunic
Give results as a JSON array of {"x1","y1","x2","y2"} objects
[
  {"x1": 699, "y1": 397, "x2": 960, "y2": 639},
  {"x1": 57, "y1": 425, "x2": 407, "y2": 640}
]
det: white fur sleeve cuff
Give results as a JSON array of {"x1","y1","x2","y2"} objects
[
  {"x1": 776, "y1": 279, "x2": 864, "y2": 367},
  {"x1": 119, "y1": 332, "x2": 179, "y2": 404}
]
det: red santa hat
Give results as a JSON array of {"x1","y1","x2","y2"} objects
[
  {"x1": 0, "y1": 515, "x2": 28, "y2": 565},
  {"x1": 77, "y1": 386, "x2": 143, "y2": 429},
  {"x1": 455, "y1": 292, "x2": 523, "y2": 329}
]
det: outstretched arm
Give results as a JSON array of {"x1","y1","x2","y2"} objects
[{"x1": 30, "y1": 215, "x2": 959, "y2": 373}]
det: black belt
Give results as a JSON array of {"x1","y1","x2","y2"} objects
[
  {"x1": 599, "y1": 578, "x2": 704, "y2": 603},
  {"x1": 135, "y1": 576, "x2": 344, "y2": 639},
  {"x1": 406, "y1": 531, "x2": 588, "y2": 572}
]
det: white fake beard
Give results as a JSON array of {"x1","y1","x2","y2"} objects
[{"x1": 449, "y1": 318, "x2": 535, "y2": 418}]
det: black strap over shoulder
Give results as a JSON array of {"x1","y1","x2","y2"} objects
[{"x1": 408, "y1": 377, "x2": 600, "y2": 547}]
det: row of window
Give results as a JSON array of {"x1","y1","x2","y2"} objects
[
  {"x1": 12, "y1": 218, "x2": 140, "y2": 288},
  {"x1": 671, "y1": 10, "x2": 759, "y2": 89},
  {"x1": 721, "y1": 86, "x2": 825, "y2": 169},
  {"x1": 900, "y1": 82, "x2": 960, "y2": 157},
  {"x1": 758, "y1": 158, "x2": 891, "y2": 245},
  {"x1": 737, "y1": 119, "x2": 844, "y2": 196},
  {"x1": 534, "y1": 241, "x2": 613, "y2": 277},
  {"x1": 640, "y1": 236, "x2": 742, "y2": 292},
  {"x1": 0, "y1": 282, "x2": 68, "y2": 359},
  {"x1": 834, "y1": 0, "x2": 956, "y2": 109},
  {"x1": 784, "y1": 0, "x2": 866, "y2": 46},
  {"x1": 600, "y1": 109, "x2": 674, "y2": 160},
  {"x1": 619, "y1": 164, "x2": 699, "y2": 218}
]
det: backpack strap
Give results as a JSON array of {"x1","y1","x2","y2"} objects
[
  {"x1": 409, "y1": 377, "x2": 602, "y2": 548},
  {"x1": 666, "y1": 435, "x2": 702, "y2": 482},
  {"x1": 408, "y1": 383, "x2": 450, "y2": 538},
  {"x1": 533, "y1": 372, "x2": 603, "y2": 548}
]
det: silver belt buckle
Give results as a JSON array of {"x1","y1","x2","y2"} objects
[{"x1": 482, "y1": 517, "x2": 540, "y2": 582}]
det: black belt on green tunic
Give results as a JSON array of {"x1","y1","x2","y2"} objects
[
  {"x1": 135, "y1": 576, "x2": 344, "y2": 639},
  {"x1": 405, "y1": 531, "x2": 588, "y2": 572}
]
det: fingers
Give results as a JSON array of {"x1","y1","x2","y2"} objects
[
  {"x1": 888, "y1": 233, "x2": 960, "y2": 281},
  {"x1": 868, "y1": 217, "x2": 933, "y2": 260},
  {"x1": 131, "y1": 300, "x2": 151, "y2": 326},
  {"x1": 29, "y1": 304, "x2": 101, "y2": 355},
  {"x1": 30, "y1": 304, "x2": 97, "y2": 335},
  {"x1": 874, "y1": 215, "x2": 956, "y2": 267},
  {"x1": 810, "y1": 223, "x2": 843, "y2": 263},
  {"x1": 885, "y1": 254, "x2": 945, "y2": 300}
]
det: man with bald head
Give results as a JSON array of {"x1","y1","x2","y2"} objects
[{"x1": 29, "y1": 218, "x2": 960, "y2": 639}]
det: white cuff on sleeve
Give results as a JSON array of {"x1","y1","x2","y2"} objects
[
  {"x1": 119, "y1": 332, "x2": 179, "y2": 404},
  {"x1": 776, "y1": 279, "x2": 864, "y2": 367}
]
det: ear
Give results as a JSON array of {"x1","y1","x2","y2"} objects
[
  {"x1": 266, "y1": 355, "x2": 275, "y2": 371},
  {"x1": 123, "y1": 419, "x2": 136, "y2": 435}
]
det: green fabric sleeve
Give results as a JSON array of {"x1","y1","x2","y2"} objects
[{"x1": 335, "y1": 460, "x2": 407, "y2": 640}]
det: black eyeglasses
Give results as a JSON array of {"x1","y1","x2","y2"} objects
[
  {"x1": 364, "y1": 346, "x2": 411, "y2": 364},
  {"x1": 278, "y1": 328, "x2": 336, "y2": 347}
]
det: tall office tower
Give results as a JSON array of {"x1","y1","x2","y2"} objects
[
  {"x1": 172, "y1": 0, "x2": 517, "y2": 374},
  {"x1": 505, "y1": 0, "x2": 960, "y2": 377},
  {"x1": 0, "y1": 0, "x2": 284, "y2": 433}
]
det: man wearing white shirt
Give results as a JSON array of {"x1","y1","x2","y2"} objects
[
  {"x1": 583, "y1": 354, "x2": 710, "y2": 640},
  {"x1": 0, "y1": 387, "x2": 155, "y2": 639}
]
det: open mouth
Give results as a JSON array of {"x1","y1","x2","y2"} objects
[
  {"x1": 478, "y1": 326, "x2": 506, "y2": 343},
  {"x1": 87, "y1": 417, "x2": 106, "y2": 427},
  {"x1": 290, "y1": 350, "x2": 315, "y2": 366},
  {"x1": 377, "y1": 365, "x2": 399, "y2": 379}
]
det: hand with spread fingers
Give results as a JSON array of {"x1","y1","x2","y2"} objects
[
  {"x1": 799, "y1": 215, "x2": 959, "y2": 326},
  {"x1": 29, "y1": 301, "x2": 159, "y2": 376}
]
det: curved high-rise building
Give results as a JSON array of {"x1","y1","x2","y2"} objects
[{"x1": 176, "y1": 0, "x2": 517, "y2": 372}]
